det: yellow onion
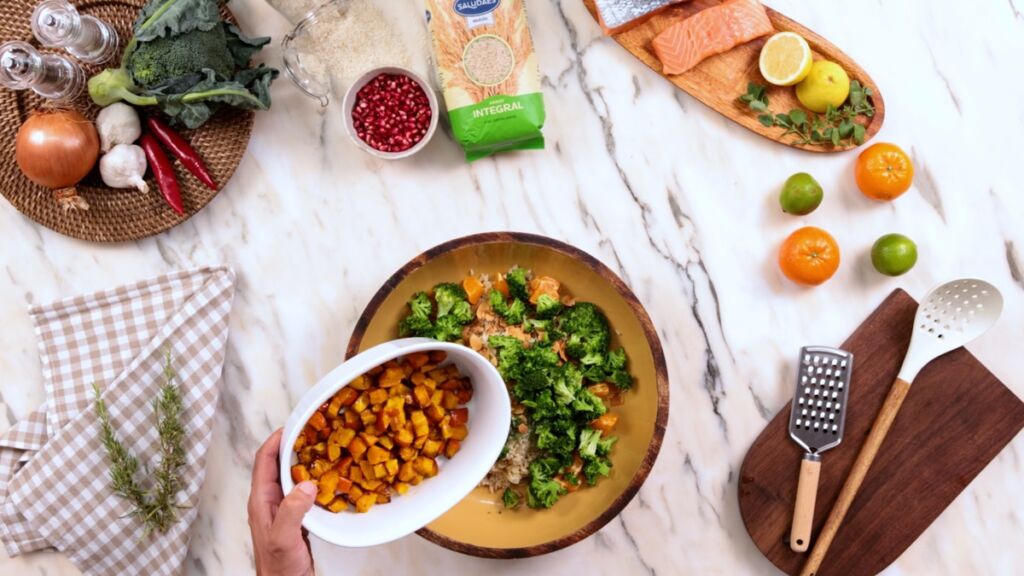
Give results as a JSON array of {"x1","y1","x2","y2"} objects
[{"x1": 16, "y1": 108, "x2": 100, "y2": 211}]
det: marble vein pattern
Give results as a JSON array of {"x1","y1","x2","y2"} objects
[{"x1": 1, "y1": 0, "x2": 1022, "y2": 574}]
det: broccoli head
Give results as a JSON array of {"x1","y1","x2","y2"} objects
[
  {"x1": 431, "y1": 315, "x2": 466, "y2": 342},
  {"x1": 526, "y1": 458, "x2": 568, "y2": 509},
  {"x1": 129, "y1": 26, "x2": 236, "y2": 89},
  {"x1": 582, "y1": 456, "x2": 612, "y2": 486},
  {"x1": 505, "y1": 267, "x2": 530, "y2": 301},
  {"x1": 559, "y1": 303, "x2": 610, "y2": 359},
  {"x1": 535, "y1": 293, "x2": 563, "y2": 318},
  {"x1": 489, "y1": 290, "x2": 527, "y2": 325},
  {"x1": 432, "y1": 283, "x2": 468, "y2": 318}
]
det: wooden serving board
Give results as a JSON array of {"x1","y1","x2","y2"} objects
[
  {"x1": 582, "y1": 0, "x2": 885, "y2": 152},
  {"x1": 738, "y1": 290, "x2": 1024, "y2": 575}
]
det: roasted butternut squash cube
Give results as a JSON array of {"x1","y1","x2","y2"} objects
[
  {"x1": 413, "y1": 385, "x2": 431, "y2": 407},
  {"x1": 394, "y1": 428, "x2": 414, "y2": 447},
  {"x1": 360, "y1": 410, "x2": 377, "y2": 428},
  {"x1": 359, "y1": 432, "x2": 378, "y2": 447},
  {"x1": 455, "y1": 388, "x2": 473, "y2": 404},
  {"x1": 335, "y1": 456, "x2": 353, "y2": 477},
  {"x1": 385, "y1": 459, "x2": 399, "y2": 477},
  {"x1": 399, "y1": 446, "x2": 418, "y2": 461},
  {"x1": 327, "y1": 497, "x2": 349, "y2": 513},
  {"x1": 350, "y1": 466, "x2": 363, "y2": 483},
  {"x1": 355, "y1": 494, "x2": 377, "y2": 513},
  {"x1": 360, "y1": 478, "x2": 382, "y2": 491},
  {"x1": 377, "y1": 436, "x2": 394, "y2": 450},
  {"x1": 368, "y1": 388, "x2": 389, "y2": 405},
  {"x1": 442, "y1": 391, "x2": 460, "y2": 410},
  {"x1": 413, "y1": 435, "x2": 427, "y2": 450},
  {"x1": 421, "y1": 439, "x2": 442, "y2": 458},
  {"x1": 438, "y1": 379, "x2": 462, "y2": 391},
  {"x1": 352, "y1": 393, "x2": 370, "y2": 413},
  {"x1": 413, "y1": 456, "x2": 438, "y2": 477},
  {"x1": 293, "y1": 434, "x2": 308, "y2": 452},
  {"x1": 348, "y1": 485, "x2": 364, "y2": 502},
  {"x1": 425, "y1": 403, "x2": 446, "y2": 423},
  {"x1": 373, "y1": 463, "x2": 387, "y2": 479},
  {"x1": 366, "y1": 445, "x2": 389, "y2": 465},
  {"x1": 379, "y1": 367, "x2": 405, "y2": 388},
  {"x1": 308, "y1": 411, "x2": 328, "y2": 431},
  {"x1": 444, "y1": 439, "x2": 462, "y2": 459},
  {"x1": 342, "y1": 410, "x2": 361, "y2": 430},
  {"x1": 290, "y1": 464, "x2": 311, "y2": 483},
  {"x1": 429, "y1": 390, "x2": 444, "y2": 407},
  {"x1": 429, "y1": 351, "x2": 447, "y2": 363},
  {"x1": 410, "y1": 411, "x2": 429, "y2": 437},
  {"x1": 376, "y1": 493, "x2": 391, "y2": 505},
  {"x1": 398, "y1": 461, "x2": 416, "y2": 482},
  {"x1": 327, "y1": 443, "x2": 342, "y2": 461},
  {"x1": 410, "y1": 371, "x2": 427, "y2": 386},
  {"x1": 348, "y1": 437, "x2": 368, "y2": 461},
  {"x1": 333, "y1": 427, "x2": 356, "y2": 448},
  {"x1": 336, "y1": 476, "x2": 353, "y2": 495},
  {"x1": 359, "y1": 460, "x2": 376, "y2": 480},
  {"x1": 311, "y1": 442, "x2": 327, "y2": 456},
  {"x1": 449, "y1": 425, "x2": 469, "y2": 441},
  {"x1": 409, "y1": 474, "x2": 423, "y2": 486},
  {"x1": 309, "y1": 459, "x2": 331, "y2": 479},
  {"x1": 394, "y1": 481, "x2": 410, "y2": 495},
  {"x1": 450, "y1": 407, "x2": 469, "y2": 427},
  {"x1": 348, "y1": 375, "x2": 370, "y2": 390}
]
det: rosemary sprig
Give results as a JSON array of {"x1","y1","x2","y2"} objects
[
  {"x1": 94, "y1": 350, "x2": 188, "y2": 537},
  {"x1": 740, "y1": 81, "x2": 875, "y2": 146}
]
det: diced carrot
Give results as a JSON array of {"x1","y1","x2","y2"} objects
[
  {"x1": 463, "y1": 276, "x2": 484, "y2": 305},
  {"x1": 494, "y1": 275, "x2": 509, "y2": 297},
  {"x1": 591, "y1": 413, "x2": 619, "y2": 434}
]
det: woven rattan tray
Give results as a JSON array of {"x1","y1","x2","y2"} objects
[{"x1": 0, "y1": 0, "x2": 255, "y2": 242}]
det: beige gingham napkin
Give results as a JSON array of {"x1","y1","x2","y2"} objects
[{"x1": 0, "y1": 267, "x2": 236, "y2": 576}]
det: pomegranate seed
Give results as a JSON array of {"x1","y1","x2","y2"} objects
[{"x1": 351, "y1": 73, "x2": 432, "y2": 154}]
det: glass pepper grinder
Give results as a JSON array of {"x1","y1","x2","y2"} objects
[
  {"x1": 31, "y1": 0, "x2": 118, "y2": 65},
  {"x1": 0, "y1": 40, "x2": 84, "y2": 101}
]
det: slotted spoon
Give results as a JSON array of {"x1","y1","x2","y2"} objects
[{"x1": 801, "y1": 279, "x2": 1003, "y2": 576}]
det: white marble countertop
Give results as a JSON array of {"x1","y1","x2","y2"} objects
[{"x1": 2, "y1": 0, "x2": 1022, "y2": 574}]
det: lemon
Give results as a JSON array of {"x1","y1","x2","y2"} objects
[
  {"x1": 759, "y1": 32, "x2": 813, "y2": 86},
  {"x1": 795, "y1": 61, "x2": 850, "y2": 113}
]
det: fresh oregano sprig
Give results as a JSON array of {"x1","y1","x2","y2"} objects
[
  {"x1": 94, "y1": 350, "x2": 188, "y2": 537},
  {"x1": 740, "y1": 81, "x2": 875, "y2": 146}
]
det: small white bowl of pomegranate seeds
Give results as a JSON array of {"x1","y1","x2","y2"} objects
[{"x1": 343, "y1": 67, "x2": 439, "y2": 160}]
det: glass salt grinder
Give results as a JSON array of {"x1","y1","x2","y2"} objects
[
  {"x1": 31, "y1": 0, "x2": 118, "y2": 64},
  {"x1": 0, "y1": 41, "x2": 84, "y2": 102}
]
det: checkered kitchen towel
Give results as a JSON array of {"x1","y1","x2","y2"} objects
[{"x1": 0, "y1": 267, "x2": 235, "y2": 576}]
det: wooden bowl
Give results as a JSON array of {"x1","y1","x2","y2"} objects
[{"x1": 346, "y1": 232, "x2": 670, "y2": 557}]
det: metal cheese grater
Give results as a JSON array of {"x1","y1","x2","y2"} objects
[{"x1": 787, "y1": 346, "x2": 854, "y2": 553}]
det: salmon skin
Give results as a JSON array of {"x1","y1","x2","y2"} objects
[
  {"x1": 595, "y1": 0, "x2": 685, "y2": 35},
  {"x1": 651, "y1": 0, "x2": 773, "y2": 75}
]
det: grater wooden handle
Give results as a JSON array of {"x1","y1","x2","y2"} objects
[
  {"x1": 800, "y1": 377, "x2": 912, "y2": 576},
  {"x1": 790, "y1": 455, "x2": 821, "y2": 552}
]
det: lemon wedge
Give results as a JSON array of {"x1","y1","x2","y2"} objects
[{"x1": 759, "y1": 32, "x2": 813, "y2": 86}]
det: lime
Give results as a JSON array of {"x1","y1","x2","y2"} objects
[
  {"x1": 759, "y1": 32, "x2": 813, "y2": 86},
  {"x1": 780, "y1": 173, "x2": 824, "y2": 215},
  {"x1": 871, "y1": 234, "x2": 918, "y2": 276},
  {"x1": 795, "y1": 61, "x2": 850, "y2": 113}
]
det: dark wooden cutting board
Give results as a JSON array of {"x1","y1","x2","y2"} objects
[{"x1": 739, "y1": 289, "x2": 1024, "y2": 575}]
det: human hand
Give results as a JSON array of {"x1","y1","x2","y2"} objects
[{"x1": 248, "y1": 429, "x2": 316, "y2": 576}]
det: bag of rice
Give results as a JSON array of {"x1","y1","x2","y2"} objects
[{"x1": 424, "y1": 0, "x2": 546, "y2": 161}]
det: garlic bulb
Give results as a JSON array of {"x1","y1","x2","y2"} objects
[
  {"x1": 100, "y1": 144, "x2": 149, "y2": 193},
  {"x1": 96, "y1": 103, "x2": 141, "y2": 152}
]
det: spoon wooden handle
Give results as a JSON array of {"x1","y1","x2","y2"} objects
[
  {"x1": 790, "y1": 455, "x2": 821, "y2": 552},
  {"x1": 800, "y1": 377, "x2": 912, "y2": 576}
]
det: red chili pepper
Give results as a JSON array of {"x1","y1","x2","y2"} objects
[
  {"x1": 140, "y1": 133, "x2": 184, "y2": 215},
  {"x1": 145, "y1": 116, "x2": 218, "y2": 190}
]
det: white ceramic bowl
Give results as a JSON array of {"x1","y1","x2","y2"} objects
[
  {"x1": 279, "y1": 338, "x2": 510, "y2": 547},
  {"x1": 342, "y1": 66, "x2": 440, "y2": 160}
]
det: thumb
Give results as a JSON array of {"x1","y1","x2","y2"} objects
[{"x1": 274, "y1": 481, "x2": 317, "y2": 534}]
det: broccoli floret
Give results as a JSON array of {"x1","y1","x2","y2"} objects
[
  {"x1": 560, "y1": 303, "x2": 611, "y2": 359},
  {"x1": 489, "y1": 290, "x2": 526, "y2": 325},
  {"x1": 450, "y1": 300, "x2": 474, "y2": 324},
  {"x1": 526, "y1": 458, "x2": 567, "y2": 509},
  {"x1": 506, "y1": 267, "x2": 530, "y2": 301},
  {"x1": 502, "y1": 488, "x2": 521, "y2": 509},
  {"x1": 129, "y1": 26, "x2": 236, "y2": 88},
  {"x1": 431, "y1": 315, "x2": 465, "y2": 342},
  {"x1": 408, "y1": 292, "x2": 432, "y2": 318},
  {"x1": 535, "y1": 293, "x2": 563, "y2": 318},
  {"x1": 572, "y1": 388, "x2": 608, "y2": 420},
  {"x1": 582, "y1": 457, "x2": 612, "y2": 486},
  {"x1": 433, "y1": 283, "x2": 468, "y2": 318}
]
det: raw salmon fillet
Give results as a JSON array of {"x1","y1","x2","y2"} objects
[{"x1": 651, "y1": 0, "x2": 773, "y2": 75}]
